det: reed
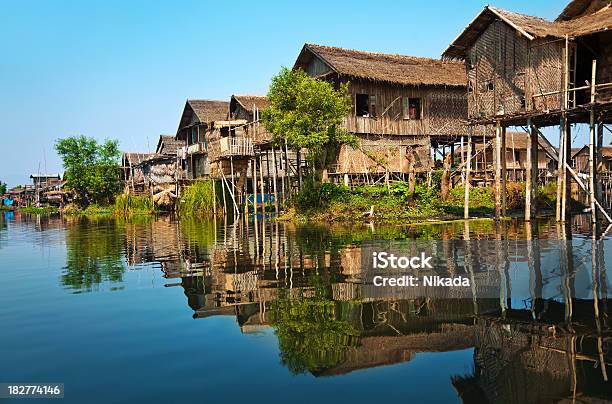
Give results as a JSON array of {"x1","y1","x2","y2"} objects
[
  {"x1": 178, "y1": 180, "x2": 217, "y2": 217},
  {"x1": 114, "y1": 194, "x2": 155, "y2": 216}
]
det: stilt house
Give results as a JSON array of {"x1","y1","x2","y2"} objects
[
  {"x1": 175, "y1": 99, "x2": 229, "y2": 179},
  {"x1": 293, "y1": 43, "x2": 473, "y2": 184},
  {"x1": 442, "y1": 0, "x2": 612, "y2": 221}
]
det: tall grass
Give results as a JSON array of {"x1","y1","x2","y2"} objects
[
  {"x1": 178, "y1": 180, "x2": 217, "y2": 217},
  {"x1": 114, "y1": 194, "x2": 155, "y2": 216}
]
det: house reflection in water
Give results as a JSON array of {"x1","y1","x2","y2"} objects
[{"x1": 123, "y1": 215, "x2": 610, "y2": 402}]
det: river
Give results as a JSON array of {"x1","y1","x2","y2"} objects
[{"x1": 0, "y1": 211, "x2": 610, "y2": 403}]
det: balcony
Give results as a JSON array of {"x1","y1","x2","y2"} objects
[{"x1": 208, "y1": 136, "x2": 254, "y2": 162}]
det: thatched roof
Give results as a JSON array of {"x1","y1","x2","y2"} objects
[
  {"x1": 231, "y1": 95, "x2": 270, "y2": 115},
  {"x1": 454, "y1": 131, "x2": 557, "y2": 156},
  {"x1": 177, "y1": 99, "x2": 229, "y2": 133},
  {"x1": 156, "y1": 135, "x2": 185, "y2": 156},
  {"x1": 122, "y1": 152, "x2": 156, "y2": 166},
  {"x1": 443, "y1": 3, "x2": 612, "y2": 59},
  {"x1": 556, "y1": 0, "x2": 611, "y2": 21},
  {"x1": 572, "y1": 145, "x2": 612, "y2": 159},
  {"x1": 295, "y1": 43, "x2": 466, "y2": 87},
  {"x1": 561, "y1": 4, "x2": 612, "y2": 36}
]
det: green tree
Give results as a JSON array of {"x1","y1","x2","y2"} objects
[
  {"x1": 0, "y1": 181, "x2": 6, "y2": 195},
  {"x1": 55, "y1": 136, "x2": 121, "y2": 206},
  {"x1": 262, "y1": 67, "x2": 355, "y2": 174}
]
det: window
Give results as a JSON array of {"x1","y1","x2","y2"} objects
[
  {"x1": 403, "y1": 97, "x2": 421, "y2": 120},
  {"x1": 220, "y1": 127, "x2": 236, "y2": 137},
  {"x1": 190, "y1": 127, "x2": 197, "y2": 145},
  {"x1": 514, "y1": 150, "x2": 520, "y2": 161},
  {"x1": 484, "y1": 80, "x2": 494, "y2": 91},
  {"x1": 356, "y1": 94, "x2": 370, "y2": 117},
  {"x1": 369, "y1": 95, "x2": 377, "y2": 117}
]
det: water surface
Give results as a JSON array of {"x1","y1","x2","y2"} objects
[{"x1": 0, "y1": 212, "x2": 610, "y2": 403}]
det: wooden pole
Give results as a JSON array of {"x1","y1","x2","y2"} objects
[
  {"x1": 464, "y1": 130, "x2": 472, "y2": 219},
  {"x1": 259, "y1": 155, "x2": 266, "y2": 220},
  {"x1": 596, "y1": 117, "x2": 604, "y2": 208},
  {"x1": 589, "y1": 59, "x2": 597, "y2": 224},
  {"x1": 501, "y1": 125, "x2": 507, "y2": 215},
  {"x1": 271, "y1": 147, "x2": 279, "y2": 213},
  {"x1": 557, "y1": 118, "x2": 566, "y2": 221},
  {"x1": 525, "y1": 119, "x2": 538, "y2": 221},
  {"x1": 221, "y1": 172, "x2": 227, "y2": 216},
  {"x1": 562, "y1": 121, "x2": 571, "y2": 221},
  {"x1": 460, "y1": 136, "x2": 465, "y2": 185},
  {"x1": 279, "y1": 148, "x2": 286, "y2": 206},
  {"x1": 495, "y1": 120, "x2": 503, "y2": 219},
  {"x1": 297, "y1": 149, "x2": 302, "y2": 191},
  {"x1": 230, "y1": 156, "x2": 239, "y2": 215}
]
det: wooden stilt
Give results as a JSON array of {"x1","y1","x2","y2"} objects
[
  {"x1": 556, "y1": 118, "x2": 566, "y2": 221},
  {"x1": 259, "y1": 155, "x2": 266, "y2": 220},
  {"x1": 589, "y1": 60, "x2": 597, "y2": 224},
  {"x1": 271, "y1": 147, "x2": 279, "y2": 213},
  {"x1": 525, "y1": 119, "x2": 538, "y2": 221},
  {"x1": 284, "y1": 140, "x2": 291, "y2": 199},
  {"x1": 221, "y1": 173, "x2": 227, "y2": 216},
  {"x1": 495, "y1": 121, "x2": 503, "y2": 219},
  {"x1": 297, "y1": 149, "x2": 302, "y2": 191},
  {"x1": 562, "y1": 120, "x2": 571, "y2": 221},
  {"x1": 501, "y1": 126, "x2": 507, "y2": 215},
  {"x1": 279, "y1": 147, "x2": 285, "y2": 206},
  {"x1": 464, "y1": 130, "x2": 472, "y2": 219},
  {"x1": 596, "y1": 117, "x2": 604, "y2": 210},
  {"x1": 230, "y1": 157, "x2": 236, "y2": 214},
  {"x1": 252, "y1": 158, "x2": 259, "y2": 248}
]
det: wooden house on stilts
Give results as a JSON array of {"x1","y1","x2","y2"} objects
[
  {"x1": 293, "y1": 43, "x2": 479, "y2": 186},
  {"x1": 443, "y1": 0, "x2": 612, "y2": 223},
  {"x1": 175, "y1": 99, "x2": 229, "y2": 181}
]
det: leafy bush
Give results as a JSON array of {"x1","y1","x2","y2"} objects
[{"x1": 505, "y1": 182, "x2": 525, "y2": 210}]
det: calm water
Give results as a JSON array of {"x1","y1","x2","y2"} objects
[{"x1": 0, "y1": 211, "x2": 611, "y2": 403}]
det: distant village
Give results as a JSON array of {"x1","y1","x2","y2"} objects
[{"x1": 2, "y1": 0, "x2": 612, "y2": 223}]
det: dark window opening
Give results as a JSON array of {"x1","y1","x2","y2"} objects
[
  {"x1": 403, "y1": 97, "x2": 421, "y2": 120},
  {"x1": 514, "y1": 150, "x2": 520, "y2": 161},
  {"x1": 220, "y1": 127, "x2": 236, "y2": 137},
  {"x1": 484, "y1": 80, "x2": 494, "y2": 91},
  {"x1": 190, "y1": 127, "x2": 197, "y2": 145},
  {"x1": 520, "y1": 96, "x2": 526, "y2": 109},
  {"x1": 356, "y1": 94, "x2": 370, "y2": 117}
]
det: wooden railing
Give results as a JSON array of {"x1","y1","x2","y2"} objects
[
  {"x1": 208, "y1": 136, "x2": 254, "y2": 162},
  {"x1": 342, "y1": 115, "x2": 433, "y2": 136}
]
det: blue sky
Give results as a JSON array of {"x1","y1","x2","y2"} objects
[{"x1": 0, "y1": 1, "x2": 591, "y2": 186}]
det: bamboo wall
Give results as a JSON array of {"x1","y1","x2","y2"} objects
[
  {"x1": 466, "y1": 20, "x2": 565, "y2": 119},
  {"x1": 344, "y1": 79, "x2": 468, "y2": 137}
]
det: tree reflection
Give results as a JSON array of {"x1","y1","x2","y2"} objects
[
  {"x1": 269, "y1": 275, "x2": 360, "y2": 374},
  {"x1": 62, "y1": 217, "x2": 126, "y2": 291}
]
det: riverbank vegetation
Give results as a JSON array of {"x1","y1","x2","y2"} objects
[
  {"x1": 177, "y1": 180, "x2": 217, "y2": 217},
  {"x1": 114, "y1": 194, "x2": 156, "y2": 216},
  {"x1": 281, "y1": 177, "x2": 572, "y2": 224},
  {"x1": 55, "y1": 135, "x2": 122, "y2": 207}
]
